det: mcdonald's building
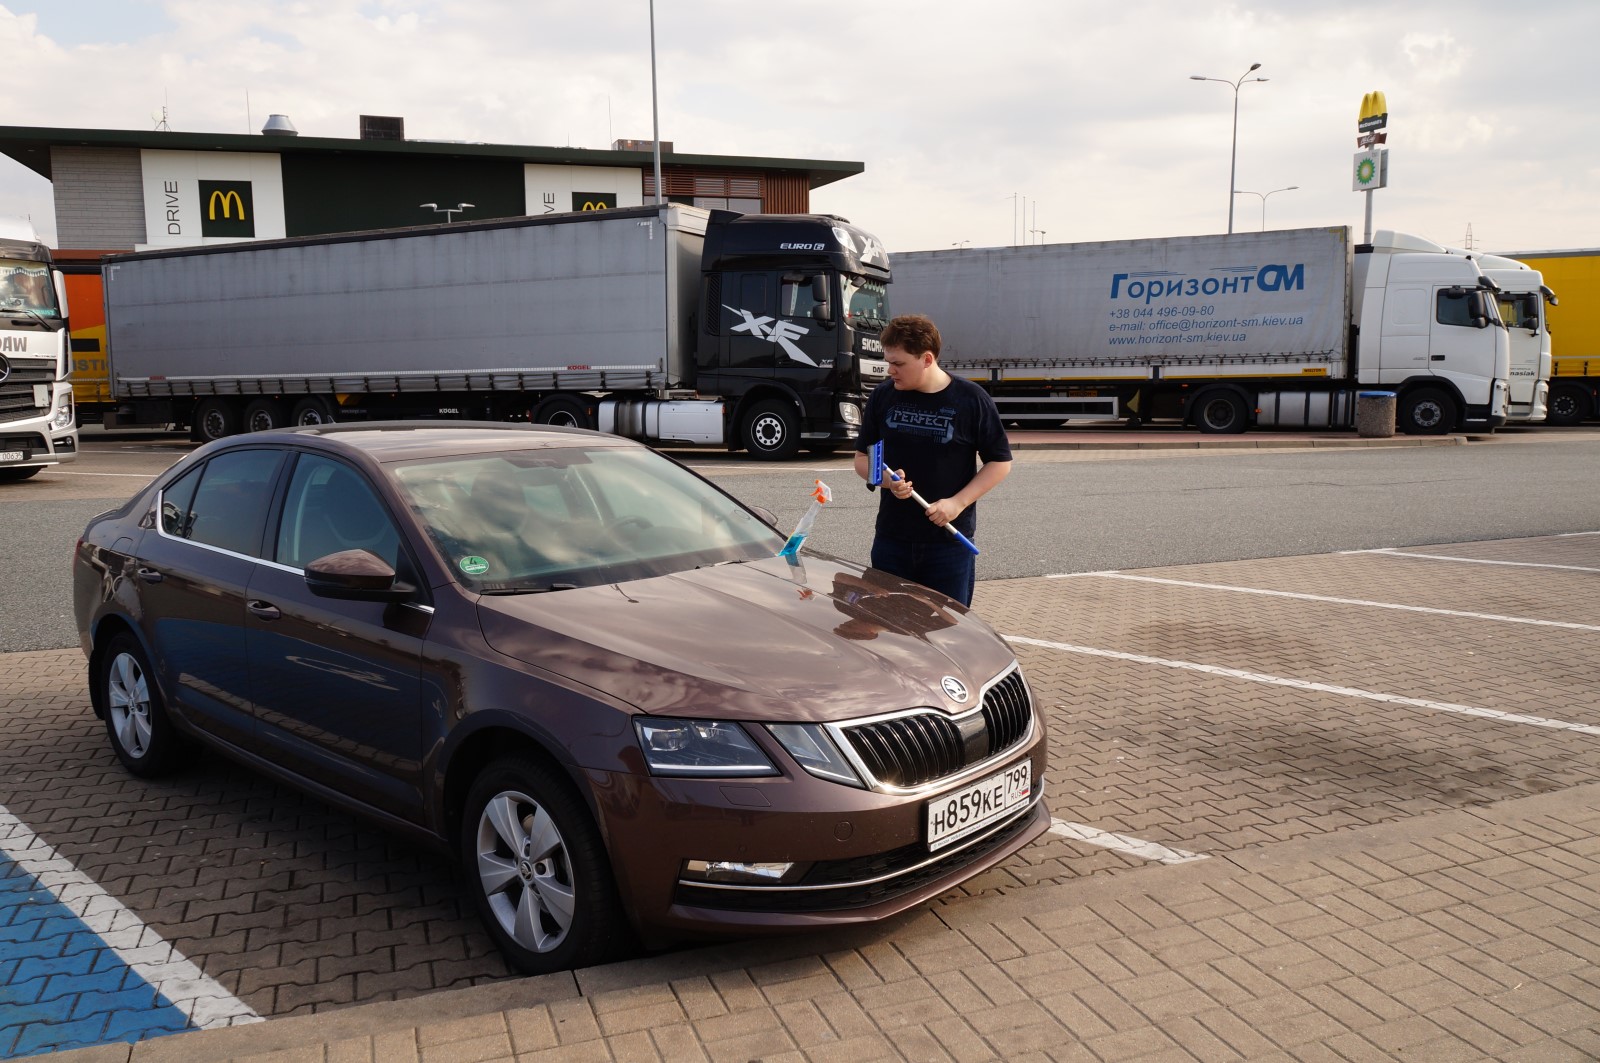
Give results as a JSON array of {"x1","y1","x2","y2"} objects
[{"x1": 0, "y1": 115, "x2": 864, "y2": 255}]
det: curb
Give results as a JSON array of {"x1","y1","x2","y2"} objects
[{"x1": 1007, "y1": 434, "x2": 1469, "y2": 451}]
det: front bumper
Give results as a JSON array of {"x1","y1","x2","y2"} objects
[{"x1": 590, "y1": 729, "x2": 1049, "y2": 947}]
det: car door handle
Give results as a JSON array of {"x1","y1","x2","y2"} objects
[
  {"x1": 247, "y1": 600, "x2": 282, "y2": 621},
  {"x1": 136, "y1": 567, "x2": 164, "y2": 584},
  {"x1": 1431, "y1": 355, "x2": 1447, "y2": 361}
]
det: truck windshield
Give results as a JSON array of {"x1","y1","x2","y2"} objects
[
  {"x1": 391, "y1": 444, "x2": 784, "y2": 591},
  {"x1": 0, "y1": 260, "x2": 58, "y2": 317},
  {"x1": 844, "y1": 276, "x2": 888, "y2": 329},
  {"x1": 1497, "y1": 293, "x2": 1540, "y2": 331}
]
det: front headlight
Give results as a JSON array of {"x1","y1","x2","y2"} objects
[
  {"x1": 634, "y1": 718, "x2": 777, "y2": 777},
  {"x1": 768, "y1": 723, "x2": 864, "y2": 788},
  {"x1": 50, "y1": 391, "x2": 75, "y2": 431}
]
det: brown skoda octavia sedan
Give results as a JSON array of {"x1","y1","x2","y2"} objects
[{"x1": 73, "y1": 423, "x2": 1048, "y2": 973}]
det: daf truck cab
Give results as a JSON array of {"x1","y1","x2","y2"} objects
[
  {"x1": 0, "y1": 219, "x2": 77, "y2": 482},
  {"x1": 1443, "y1": 248, "x2": 1553, "y2": 423}
]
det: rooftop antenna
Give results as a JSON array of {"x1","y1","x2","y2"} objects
[{"x1": 153, "y1": 104, "x2": 170, "y2": 132}]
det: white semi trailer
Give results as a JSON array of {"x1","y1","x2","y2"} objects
[{"x1": 890, "y1": 227, "x2": 1509, "y2": 435}]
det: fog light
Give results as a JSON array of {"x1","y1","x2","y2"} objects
[
  {"x1": 838, "y1": 402, "x2": 862, "y2": 426},
  {"x1": 682, "y1": 859, "x2": 801, "y2": 885}
]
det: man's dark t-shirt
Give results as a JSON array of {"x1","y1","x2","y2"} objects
[{"x1": 856, "y1": 376, "x2": 1012, "y2": 544}]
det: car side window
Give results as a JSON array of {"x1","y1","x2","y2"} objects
[
  {"x1": 276, "y1": 453, "x2": 402, "y2": 570},
  {"x1": 159, "y1": 465, "x2": 203, "y2": 537},
  {"x1": 186, "y1": 449, "x2": 284, "y2": 557}
]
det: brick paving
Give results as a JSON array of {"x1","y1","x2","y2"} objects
[{"x1": 5, "y1": 529, "x2": 1600, "y2": 1059}]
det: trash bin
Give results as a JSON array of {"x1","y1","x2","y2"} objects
[{"x1": 1356, "y1": 391, "x2": 1396, "y2": 438}]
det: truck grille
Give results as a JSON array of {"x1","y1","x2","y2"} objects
[
  {"x1": 0, "y1": 366, "x2": 54, "y2": 424},
  {"x1": 842, "y1": 667, "x2": 1032, "y2": 789}
]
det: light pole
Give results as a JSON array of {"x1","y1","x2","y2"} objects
[
  {"x1": 1232, "y1": 185, "x2": 1298, "y2": 231},
  {"x1": 1191, "y1": 63, "x2": 1268, "y2": 234},
  {"x1": 419, "y1": 202, "x2": 474, "y2": 222},
  {"x1": 649, "y1": 0, "x2": 663, "y2": 206}
]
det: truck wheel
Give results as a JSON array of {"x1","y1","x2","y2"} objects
[
  {"x1": 243, "y1": 399, "x2": 287, "y2": 433},
  {"x1": 1398, "y1": 388, "x2": 1456, "y2": 435},
  {"x1": 533, "y1": 396, "x2": 592, "y2": 430},
  {"x1": 191, "y1": 398, "x2": 238, "y2": 443},
  {"x1": 741, "y1": 400, "x2": 801, "y2": 460},
  {"x1": 290, "y1": 396, "x2": 337, "y2": 426},
  {"x1": 1547, "y1": 385, "x2": 1590, "y2": 426},
  {"x1": 0, "y1": 466, "x2": 42, "y2": 483},
  {"x1": 460, "y1": 756, "x2": 627, "y2": 974},
  {"x1": 1194, "y1": 390, "x2": 1248, "y2": 434}
]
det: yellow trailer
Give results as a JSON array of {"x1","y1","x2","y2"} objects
[{"x1": 1498, "y1": 248, "x2": 1600, "y2": 423}]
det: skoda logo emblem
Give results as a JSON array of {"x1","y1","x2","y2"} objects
[
  {"x1": 941, "y1": 676, "x2": 969, "y2": 703},
  {"x1": 0, "y1": 355, "x2": 9, "y2": 385}
]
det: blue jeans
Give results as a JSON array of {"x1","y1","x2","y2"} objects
[{"x1": 871, "y1": 536, "x2": 977, "y2": 606}]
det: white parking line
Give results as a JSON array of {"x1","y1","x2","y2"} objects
[
  {"x1": 1048, "y1": 818, "x2": 1208, "y2": 864},
  {"x1": 1049, "y1": 572, "x2": 1600, "y2": 633},
  {"x1": 1355, "y1": 548, "x2": 1600, "y2": 574},
  {"x1": 0, "y1": 807, "x2": 261, "y2": 1029},
  {"x1": 49, "y1": 470, "x2": 157, "y2": 479},
  {"x1": 1006, "y1": 635, "x2": 1600, "y2": 738}
]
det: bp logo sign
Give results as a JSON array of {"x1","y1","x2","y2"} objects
[{"x1": 1351, "y1": 149, "x2": 1387, "y2": 192}]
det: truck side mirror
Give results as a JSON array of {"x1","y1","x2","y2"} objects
[
  {"x1": 52, "y1": 270, "x2": 68, "y2": 317},
  {"x1": 811, "y1": 301, "x2": 834, "y2": 326},
  {"x1": 811, "y1": 275, "x2": 828, "y2": 302}
]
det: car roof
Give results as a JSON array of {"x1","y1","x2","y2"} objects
[{"x1": 256, "y1": 421, "x2": 641, "y2": 463}]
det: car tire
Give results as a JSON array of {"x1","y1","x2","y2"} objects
[
  {"x1": 533, "y1": 395, "x2": 592, "y2": 430},
  {"x1": 0, "y1": 466, "x2": 43, "y2": 482},
  {"x1": 460, "y1": 756, "x2": 627, "y2": 974},
  {"x1": 1547, "y1": 384, "x2": 1590, "y2": 426},
  {"x1": 243, "y1": 398, "x2": 287, "y2": 433},
  {"x1": 98, "y1": 632, "x2": 189, "y2": 777},
  {"x1": 1193, "y1": 390, "x2": 1248, "y2": 434},
  {"x1": 741, "y1": 399, "x2": 801, "y2": 460},
  {"x1": 289, "y1": 396, "x2": 338, "y2": 426},
  {"x1": 191, "y1": 398, "x2": 238, "y2": 443},
  {"x1": 1398, "y1": 387, "x2": 1456, "y2": 435}
]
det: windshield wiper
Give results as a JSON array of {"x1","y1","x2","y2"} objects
[{"x1": 479, "y1": 582, "x2": 578, "y2": 595}]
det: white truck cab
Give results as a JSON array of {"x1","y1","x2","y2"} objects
[
  {"x1": 1471, "y1": 254, "x2": 1552, "y2": 423},
  {"x1": 0, "y1": 218, "x2": 76, "y2": 481},
  {"x1": 1353, "y1": 230, "x2": 1509, "y2": 433}
]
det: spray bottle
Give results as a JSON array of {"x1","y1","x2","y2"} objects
[{"x1": 778, "y1": 480, "x2": 831, "y2": 558}]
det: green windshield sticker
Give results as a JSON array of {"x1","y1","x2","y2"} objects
[{"x1": 458, "y1": 555, "x2": 489, "y2": 575}]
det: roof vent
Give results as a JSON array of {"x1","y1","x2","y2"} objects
[
  {"x1": 360, "y1": 115, "x2": 405, "y2": 141},
  {"x1": 261, "y1": 114, "x2": 299, "y2": 136}
]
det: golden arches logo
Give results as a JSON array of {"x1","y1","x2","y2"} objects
[
  {"x1": 208, "y1": 189, "x2": 246, "y2": 221},
  {"x1": 1358, "y1": 91, "x2": 1388, "y2": 132}
]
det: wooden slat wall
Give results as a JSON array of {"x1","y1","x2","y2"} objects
[{"x1": 643, "y1": 167, "x2": 811, "y2": 213}]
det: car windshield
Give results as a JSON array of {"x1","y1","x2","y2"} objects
[{"x1": 390, "y1": 444, "x2": 785, "y2": 591}]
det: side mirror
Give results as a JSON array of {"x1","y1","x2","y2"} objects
[
  {"x1": 52, "y1": 270, "x2": 68, "y2": 317},
  {"x1": 305, "y1": 548, "x2": 414, "y2": 602},
  {"x1": 811, "y1": 275, "x2": 828, "y2": 302},
  {"x1": 811, "y1": 301, "x2": 834, "y2": 326}
]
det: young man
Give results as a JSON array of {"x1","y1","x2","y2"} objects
[{"x1": 853, "y1": 314, "x2": 1011, "y2": 606}]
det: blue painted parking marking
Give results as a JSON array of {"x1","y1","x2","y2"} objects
[{"x1": 0, "y1": 809, "x2": 258, "y2": 1058}]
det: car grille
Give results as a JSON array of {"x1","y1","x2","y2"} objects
[
  {"x1": 672, "y1": 793, "x2": 1045, "y2": 913},
  {"x1": 843, "y1": 668, "x2": 1032, "y2": 788},
  {"x1": 0, "y1": 365, "x2": 55, "y2": 424}
]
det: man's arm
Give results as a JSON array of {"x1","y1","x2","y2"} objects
[{"x1": 925, "y1": 460, "x2": 1011, "y2": 527}]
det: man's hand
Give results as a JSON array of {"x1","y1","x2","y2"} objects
[
  {"x1": 887, "y1": 469, "x2": 914, "y2": 500},
  {"x1": 925, "y1": 497, "x2": 964, "y2": 527}
]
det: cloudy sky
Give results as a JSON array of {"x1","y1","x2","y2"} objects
[{"x1": 5, "y1": 1, "x2": 1597, "y2": 254}]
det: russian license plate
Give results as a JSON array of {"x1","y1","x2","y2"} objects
[
  {"x1": 926, "y1": 761, "x2": 1031, "y2": 851},
  {"x1": 0, "y1": 451, "x2": 22, "y2": 463}
]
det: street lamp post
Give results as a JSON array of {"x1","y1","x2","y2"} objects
[
  {"x1": 1232, "y1": 185, "x2": 1298, "y2": 230},
  {"x1": 1191, "y1": 63, "x2": 1268, "y2": 234}
]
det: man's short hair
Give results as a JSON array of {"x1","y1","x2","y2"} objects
[{"x1": 881, "y1": 314, "x2": 941, "y2": 358}]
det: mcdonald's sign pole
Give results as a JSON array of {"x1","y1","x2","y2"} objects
[
  {"x1": 649, "y1": 0, "x2": 663, "y2": 207},
  {"x1": 1354, "y1": 91, "x2": 1389, "y2": 243}
]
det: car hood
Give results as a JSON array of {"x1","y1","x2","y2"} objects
[{"x1": 476, "y1": 554, "x2": 1015, "y2": 721}]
